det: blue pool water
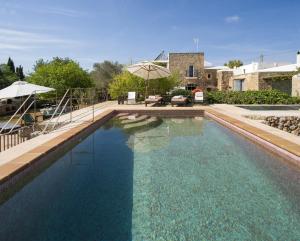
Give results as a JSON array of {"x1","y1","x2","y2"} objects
[{"x1": 0, "y1": 117, "x2": 300, "y2": 240}]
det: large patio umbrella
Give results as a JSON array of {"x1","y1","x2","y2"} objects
[
  {"x1": 127, "y1": 61, "x2": 171, "y2": 98},
  {"x1": 0, "y1": 81, "x2": 54, "y2": 99}
]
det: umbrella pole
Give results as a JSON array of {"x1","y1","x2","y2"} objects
[
  {"x1": 145, "y1": 71, "x2": 150, "y2": 102},
  {"x1": 34, "y1": 93, "x2": 36, "y2": 124},
  {"x1": 145, "y1": 79, "x2": 148, "y2": 101}
]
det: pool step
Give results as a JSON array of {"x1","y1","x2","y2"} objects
[
  {"x1": 116, "y1": 113, "x2": 129, "y2": 118},
  {"x1": 123, "y1": 117, "x2": 159, "y2": 130},
  {"x1": 121, "y1": 115, "x2": 150, "y2": 124},
  {"x1": 118, "y1": 113, "x2": 138, "y2": 120}
]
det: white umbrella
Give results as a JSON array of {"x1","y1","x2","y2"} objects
[
  {"x1": 127, "y1": 61, "x2": 171, "y2": 98},
  {"x1": 0, "y1": 81, "x2": 54, "y2": 99},
  {"x1": 127, "y1": 61, "x2": 171, "y2": 79}
]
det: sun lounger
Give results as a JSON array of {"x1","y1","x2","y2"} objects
[
  {"x1": 145, "y1": 95, "x2": 163, "y2": 106},
  {"x1": 127, "y1": 92, "x2": 136, "y2": 104},
  {"x1": 171, "y1": 95, "x2": 188, "y2": 106}
]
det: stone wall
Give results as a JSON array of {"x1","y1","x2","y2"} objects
[
  {"x1": 292, "y1": 74, "x2": 300, "y2": 97},
  {"x1": 168, "y1": 52, "x2": 204, "y2": 87},
  {"x1": 204, "y1": 69, "x2": 218, "y2": 90},
  {"x1": 229, "y1": 73, "x2": 259, "y2": 91},
  {"x1": 258, "y1": 72, "x2": 292, "y2": 95},
  {"x1": 264, "y1": 116, "x2": 300, "y2": 136},
  {"x1": 217, "y1": 70, "x2": 233, "y2": 90},
  {"x1": 226, "y1": 72, "x2": 292, "y2": 94}
]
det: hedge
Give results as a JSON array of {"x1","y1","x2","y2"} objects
[{"x1": 205, "y1": 90, "x2": 300, "y2": 104}]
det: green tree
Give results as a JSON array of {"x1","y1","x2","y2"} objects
[
  {"x1": 33, "y1": 58, "x2": 47, "y2": 71},
  {"x1": 224, "y1": 59, "x2": 243, "y2": 68},
  {"x1": 108, "y1": 71, "x2": 180, "y2": 99},
  {"x1": 90, "y1": 61, "x2": 123, "y2": 89},
  {"x1": 0, "y1": 64, "x2": 18, "y2": 88},
  {"x1": 7, "y1": 57, "x2": 15, "y2": 73},
  {"x1": 28, "y1": 57, "x2": 93, "y2": 96},
  {"x1": 16, "y1": 65, "x2": 25, "y2": 80}
]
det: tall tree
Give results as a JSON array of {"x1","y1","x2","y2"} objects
[
  {"x1": 90, "y1": 61, "x2": 123, "y2": 89},
  {"x1": 16, "y1": 65, "x2": 25, "y2": 80},
  {"x1": 224, "y1": 59, "x2": 243, "y2": 68},
  {"x1": 0, "y1": 64, "x2": 18, "y2": 88},
  {"x1": 7, "y1": 57, "x2": 15, "y2": 73},
  {"x1": 28, "y1": 57, "x2": 93, "y2": 96}
]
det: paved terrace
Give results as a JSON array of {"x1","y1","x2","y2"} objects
[
  {"x1": 211, "y1": 104, "x2": 300, "y2": 146},
  {"x1": 0, "y1": 102, "x2": 300, "y2": 184}
]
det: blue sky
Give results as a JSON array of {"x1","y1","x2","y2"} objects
[{"x1": 0, "y1": 0, "x2": 299, "y2": 73}]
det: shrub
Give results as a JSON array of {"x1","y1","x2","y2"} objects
[
  {"x1": 108, "y1": 71, "x2": 181, "y2": 99},
  {"x1": 171, "y1": 89, "x2": 191, "y2": 97},
  {"x1": 205, "y1": 90, "x2": 300, "y2": 104}
]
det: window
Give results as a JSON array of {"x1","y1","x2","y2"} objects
[
  {"x1": 233, "y1": 79, "x2": 245, "y2": 91},
  {"x1": 188, "y1": 65, "x2": 194, "y2": 77},
  {"x1": 207, "y1": 73, "x2": 211, "y2": 79},
  {"x1": 186, "y1": 83, "x2": 196, "y2": 90}
]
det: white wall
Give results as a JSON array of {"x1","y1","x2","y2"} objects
[{"x1": 233, "y1": 62, "x2": 259, "y2": 76}]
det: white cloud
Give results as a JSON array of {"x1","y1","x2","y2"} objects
[
  {"x1": 37, "y1": 7, "x2": 87, "y2": 17},
  {"x1": 0, "y1": 2, "x2": 87, "y2": 18},
  {"x1": 225, "y1": 15, "x2": 240, "y2": 23},
  {"x1": 0, "y1": 27, "x2": 79, "y2": 51}
]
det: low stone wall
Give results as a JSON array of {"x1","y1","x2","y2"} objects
[{"x1": 264, "y1": 116, "x2": 300, "y2": 136}]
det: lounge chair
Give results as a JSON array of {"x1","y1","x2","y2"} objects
[
  {"x1": 21, "y1": 113, "x2": 43, "y2": 132},
  {"x1": 145, "y1": 95, "x2": 163, "y2": 107},
  {"x1": 171, "y1": 95, "x2": 188, "y2": 106},
  {"x1": 127, "y1": 92, "x2": 136, "y2": 104},
  {"x1": 194, "y1": 91, "x2": 204, "y2": 103},
  {"x1": 22, "y1": 113, "x2": 35, "y2": 126}
]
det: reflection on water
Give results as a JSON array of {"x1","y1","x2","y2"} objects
[{"x1": 127, "y1": 118, "x2": 204, "y2": 153}]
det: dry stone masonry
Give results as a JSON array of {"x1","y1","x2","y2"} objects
[{"x1": 264, "y1": 116, "x2": 300, "y2": 136}]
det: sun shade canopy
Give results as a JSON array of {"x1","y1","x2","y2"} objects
[
  {"x1": 127, "y1": 61, "x2": 171, "y2": 80},
  {"x1": 0, "y1": 81, "x2": 55, "y2": 99}
]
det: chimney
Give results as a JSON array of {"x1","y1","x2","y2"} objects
[{"x1": 297, "y1": 51, "x2": 300, "y2": 66}]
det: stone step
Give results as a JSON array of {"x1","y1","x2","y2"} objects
[
  {"x1": 123, "y1": 117, "x2": 159, "y2": 130},
  {"x1": 121, "y1": 115, "x2": 150, "y2": 124},
  {"x1": 116, "y1": 113, "x2": 129, "y2": 118},
  {"x1": 119, "y1": 113, "x2": 138, "y2": 120}
]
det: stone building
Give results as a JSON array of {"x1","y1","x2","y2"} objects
[
  {"x1": 205, "y1": 66, "x2": 230, "y2": 91},
  {"x1": 217, "y1": 52, "x2": 300, "y2": 94},
  {"x1": 217, "y1": 69, "x2": 233, "y2": 90},
  {"x1": 168, "y1": 52, "x2": 206, "y2": 90},
  {"x1": 292, "y1": 74, "x2": 300, "y2": 96},
  {"x1": 162, "y1": 52, "x2": 224, "y2": 91}
]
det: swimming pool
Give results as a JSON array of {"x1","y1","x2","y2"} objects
[{"x1": 0, "y1": 116, "x2": 299, "y2": 240}]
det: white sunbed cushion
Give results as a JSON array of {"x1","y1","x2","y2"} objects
[
  {"x1": 173, "y1": 95, "x2": 183, "y2": 99},
  {"x1": 128, "y1": 92, "x2": 136, "y2": 99}
]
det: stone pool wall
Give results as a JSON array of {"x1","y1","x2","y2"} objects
[{"x1": 264, "y1": 116, "x2": 300, "y2": 136}]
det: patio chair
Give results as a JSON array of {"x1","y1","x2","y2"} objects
[
  {"x1": 127, "y1": 92, "x2": 136, "y2": 104},
  {"x1": 145, "y1": 95, "x2": 163, "y2": 107},
  {"x1": 194, "y1": 91, "x2": 204, "y2": 103},
  {"x1": 21, "y1": 113, "x2": 43, "y2": 131},
  {"x1": 171, "y1": 95, "x2": 188, "y2": 106},
  {"x1": 22, "y1": 113, "x2": 35, "y2": 126}
]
